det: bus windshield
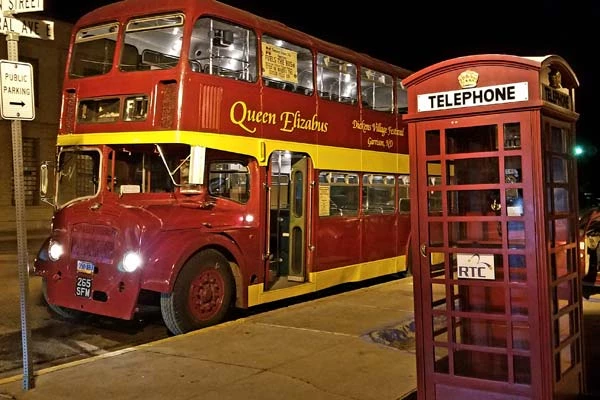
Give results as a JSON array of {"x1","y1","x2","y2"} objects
[{"x1": 56, "y1": 149, "x2": 101, "y2": 207}]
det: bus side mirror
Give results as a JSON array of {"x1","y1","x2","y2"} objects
[
  {"x1": 188, "y1": 146, "x2": 206, "y2": 185},
  {"x1": 40, "y1": 161, "x2": 56, "y2": 207}
]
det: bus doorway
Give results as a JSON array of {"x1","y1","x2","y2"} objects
[{"x1": 266, "y1": 151, "x2": 310, "y2": 290}]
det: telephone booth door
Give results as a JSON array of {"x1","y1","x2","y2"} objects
[
  {"x1": 415, "y1": 112, "x2": 539, "y2": 398},
  {"x1": 403, "y1": 54, "x2": 583, "y2": 400}
]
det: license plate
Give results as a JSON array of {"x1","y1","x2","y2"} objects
[
  {"x1": 75, "y1": 260, "x2": 94, "y2": 298},
  {"x1": 75, "y1": 276, "x2": 92, "y2": 298}
]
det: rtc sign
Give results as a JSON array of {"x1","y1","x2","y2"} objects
[{"x1": 0, "y1": 60, "x2": 34, "y2": 120}]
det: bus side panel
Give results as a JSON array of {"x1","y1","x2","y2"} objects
[
  {"x1": 362, "y1": 214, "x2": 398, "y2": 263},
  {"x1": 313, "y1": 216, "x2": 361, "y2": 272}
]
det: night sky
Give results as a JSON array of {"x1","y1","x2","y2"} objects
[{"x1": 43, "y1": 0, "x2": 598, "y2": 197}]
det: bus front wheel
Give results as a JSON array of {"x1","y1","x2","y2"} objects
[
  {"x1": 42, "y1": 278, "x2": 86, "y2": 320},
  {"x1": 161, "y1": 249, "x2": 234, "y2": 335}
]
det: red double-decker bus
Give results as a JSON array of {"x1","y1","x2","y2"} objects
[{"x1": 35, "y1": 0, "x2": 412, "y2": 335}]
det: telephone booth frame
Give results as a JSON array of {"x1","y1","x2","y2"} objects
[{"x1": 402, "y1": 55, "x2": 583, "y2": 399}]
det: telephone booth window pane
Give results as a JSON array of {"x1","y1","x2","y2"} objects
[
  {"x1": 433, "y1": 316, "x2": 448, "y2": 342},
  {"x1": 510, "y1": 287, "x2": 528, "y2": 316},
  {"x1": 506, "y1": 189, "x2": 523, "y2": 216},
  {"x1": 503, "y1": 122, "x2": 521, "y2": 150},
  {"x1": 448, "y1": 189, "x2": 501, "y2": 216},
  {"x1": 427, "y1": 162, "x2": 442, "y2": 185},
  {"x1": 514, "y1": 356, "x2": 531, "y2": 384},
  {"x1": 446, "y1": 125, "x2": 498, "y2": 154},
  {"x1": 429, "y1": 221, "x2": 444, "y2": 247},
  {"x1": 557, "y1": 312, "x2": 573, "y2": 344},
  {"x1": 553, "y1": 248, "x2": 570, "y2": 278},
  {"x1": 434, "y1": 346, "x2": 449, "y2": 373},
  {"x1": 558, "y1": 343, "x2": 575, "y2": 377},
  {"x1": 428, "y1": 190, "x2": 442, "y2": 215},
  {"x1": 455, "y1": 284, "x2": 505, "y2": 314},
  {"x1": 449, "y1": 157, "x2": 499, "y2": 184},
  {"x1": 552, "y1": 218, "x2": 574, "y2": 246},
  {"x1": 508, "y1": 254, "x2": 527, "y2": 282},
  {"x1": 551, "y1": 156, "x2": 568, "y2": 183},
  {"x1": 430, "y1": 252, "x2": 445, "y2": 275},
  {"x1": 426, "y1": 130, "x2": 440, "y2": 155},
  {"x1": 449, "y1": 221, "x2": 502, "y2": 248},
  {"x1": 432, "y1": 282, "x2": 446, "y2": 308},
  {"x1": 512, "y1": 322, "x2": 530, "y2": 350},
  {"x1": 553, "y1": 278, "x2": 575, "y2": 312},
  {"x1": 507, "y1": 221, "x2": 525, "y2": 248},
  {"x1": 454, "y1": 350, "x2": 508, "y2": 382},
  {"x1": 551, "y1": 125, "x2": 568, "y2": 153},
  {"x1": 453, "y1": 318, "x2": 507, "y2": 347},
  {"x1": 552, "y1": 187, "x2": 570, "y2": 213},
  {"x1": 505, "y1": 156, "x2": 522, "y2": 182}
]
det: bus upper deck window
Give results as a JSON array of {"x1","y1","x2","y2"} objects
[
  {"x1": 70, "y1": 22, "x2": 119, "y2": 78},
  {"x1": 189, "y1": 18, "x2": 257, "y2": 82},
  {"x1": 119, "y1": 13, "x2": 185, "y2": 72}
]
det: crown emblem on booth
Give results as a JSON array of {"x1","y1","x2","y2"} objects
[{"x1": 458, "y1": 70, "x2": 479, "y2": 88}]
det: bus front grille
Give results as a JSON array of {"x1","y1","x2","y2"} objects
[{"x1": 70, "y1": 223, "x2": 117, "y2": 264}]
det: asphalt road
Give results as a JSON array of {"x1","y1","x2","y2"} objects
[{"x1": 0, "y1": 246, "x2": 170, "y2": 379}]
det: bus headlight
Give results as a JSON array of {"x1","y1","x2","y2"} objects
[
  {"x1": 122, "y1": 251, "x2": 143, "y2": 272},
  {"x1": 48, "y1": 241, "x2": 64, "y2": 261}
]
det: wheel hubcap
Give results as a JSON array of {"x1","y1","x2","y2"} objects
[{"x1": 188, "y1": 268, "x2": 224, "y2": 320}]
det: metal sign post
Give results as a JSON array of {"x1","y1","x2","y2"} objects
[{"x1": 0, "y1": 1, "x2": 49, "y2": 391}]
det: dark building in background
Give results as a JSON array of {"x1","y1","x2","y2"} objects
[{"x1": 0, "y1": 20, "x2": 73, "y2": 236}]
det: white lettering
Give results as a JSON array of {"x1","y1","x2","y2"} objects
[{"x1": 418, "y1": 82, "x2": 529, "y2": 112}]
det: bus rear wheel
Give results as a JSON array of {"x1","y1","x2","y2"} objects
[{"x1": 161, "y1": 249, "x2": 234, "y2": 335}]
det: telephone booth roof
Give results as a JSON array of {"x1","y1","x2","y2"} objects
[{"x1": 402, "y1": 54, "x2": 579, "y2": 118}]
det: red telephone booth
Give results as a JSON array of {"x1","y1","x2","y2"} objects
[{"x1": 402, "y1": 55, "x2": 583, "y2": 399}]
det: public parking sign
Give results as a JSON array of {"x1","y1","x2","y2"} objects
[{"x1": 0, "y1": 60, "x2": 34, "y2": 120}]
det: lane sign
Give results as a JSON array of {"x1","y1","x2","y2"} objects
[
  {"x1": 0, "y1": 60, "x2": 34, "y2": 120},
  {"x1": 1, "y1": 0, "x2": 44, "y2": 14}
]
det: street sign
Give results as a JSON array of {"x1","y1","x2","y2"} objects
[
  {"x1": 1, "y1": 0, "x2": 43, "y2": 14},
  {"x1": 0, "y1": 60, "x2": 34, "y2": 120},
  {"x1": 0, "y1": 14, "x2": 53, "y2": 39}
]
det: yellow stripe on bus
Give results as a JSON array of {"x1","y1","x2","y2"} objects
[
  {"x1": 57, "y1": 131, "x2": 409, "y2": 174},
  {"x1": 247, "y1": 255, "x2": 407, "y2": 306}
]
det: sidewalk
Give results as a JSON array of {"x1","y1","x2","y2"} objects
[
  {"x1": 0, "y1": 278, "x2": 419, "y2": 400},
  {"x1": 1, "y1": 275, "x2": 599, "y2": 400}
]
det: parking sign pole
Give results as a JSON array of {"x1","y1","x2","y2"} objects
[{"x1": 6, "y1": 31, "x2": 34, "y2": 390}]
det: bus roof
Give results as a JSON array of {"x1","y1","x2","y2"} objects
[{"x1": 76, "y1": 0, "x2": 412, "y2": 78}]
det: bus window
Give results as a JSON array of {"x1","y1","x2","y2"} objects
[
  {"x1": 318, "y1": 171, "x2": 359, "y2": 217},
  {"x1": 189, "y1": 18, "x2": 257, "y2": 82},
  {"x1": 261, "y1": 35, "x2": 313, "y2": 95},
  {"x1": 362, "y1": 174, "x2": 396, "y2": 214},
  {"x1": 208, "y1": 161, "x2": 250, "y2": 203},
  {"x1": 361, "y1": 68, "x2": 393, "y2": 112},
  {"x1": 119, "y1": 13, "x2": 184, "y2": 72},
  {"x1": 70, "y1": 23, "x2": 119, "y2": 78},
  {"x1": 398, "y1": 174, "x2": 410, "y2": 213},
  {"x1": 316, "y1": 54, "x2": 357, "y2": 105},
  {"x1": 396, "y1": 80, "x2": 408, "y2": 114}
]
